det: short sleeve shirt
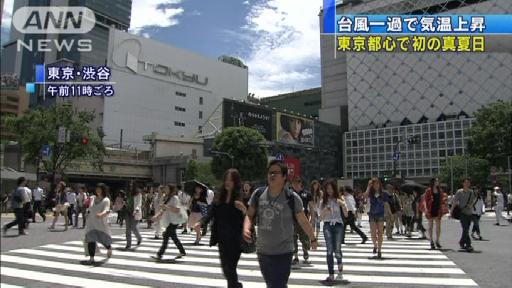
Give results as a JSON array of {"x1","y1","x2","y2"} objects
[
  {"x1": 453, "y1": 189, "x2": 476, "y2": 215},
  {"x1": 249, "y1": 187, "x2": 303, "y2": 255}
]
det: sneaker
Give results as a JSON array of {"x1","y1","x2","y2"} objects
[
  {"x1": 361, "y1": 236, "x2": 368, "y2": 244},
  {"x1": 176, "y1": 252, "x2": 186, "y2": 259},
  {"x1": 151, "y1": 255, "x2": 162, "y2": 261},
  {"x1": 193, "y1": 240, "x2": 200, "y2": 246},
  {"x1": 154, "y1": 235, "x2": 160, "y2": 240},
  {"x1": 430, "y1": 241, "x2": 436, "y2": 250},
  {"x1": 336, "y1": 272, "x2": 343, "y2": 281},
  {"x1": 494, "y1": 223, "x2": 500, "y2": 226},
  {"x1": 292, "y1": 258, "x2": 299, "y2": 266},
  {"x1": 373, "y1": 247, "x2": 377, "y2": 254},
  {"x1": 325, "y1": 275, "x2": 335, "y2": 283},
  {"x1": 303, "y1": 259, "x2": 311, "y2": 265},
  {"x1": 125, "y1": 245, "x2": 131, "y2": 250},
  {"x1": 478, "y1": 236, "x2": 483, "y2": 241},
  {"x1": 435, "y1": 242, "x2": 442, "y2": 249},
  {"x1": 137, "y1": 239, "x2": 142, "y2": 246},
  {"x1": 181, "y1": 230, "x2": 188, "y2": 235},
  {"x1": 377, "y1": 251, "x2": 382, "y2": 259},
  {"x1": 466, "y1": 246, "x2": 474, "y2": 252},
  {"x1": 19, "y1": 231, "x2": 28, "y2": 236},
  {"x1": 471, "y1": 233, "x2": 477, "y2": 240}
]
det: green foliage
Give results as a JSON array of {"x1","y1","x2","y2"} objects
[
  {"x1": 467, "y1": 100, "x2": 512, "y2": 170},
  {"x1": 4, "y1": 104, "x2": 105, "y2": 177},
  {"x1": 439, "y1": 155, "x2": 490, "y2": 189},
  {"x1": 211, "y1": 127, "x2": 268, "y2": 181},
  {"x1": 196, "y1": 161, "x2": 218, "y2": 186},
  {"x1": 185, "y1": 159, "x2": 199, "y2": 181}
]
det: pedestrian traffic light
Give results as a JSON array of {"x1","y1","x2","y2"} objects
[{"x1": 81, "y1": 136, "x2": 88, "y2": 145}]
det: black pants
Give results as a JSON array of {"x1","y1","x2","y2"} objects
[
  {"x1": 68, "y1": 204, "x2": 75, "y2": 226},
  {"x1": 88, "y1": 242, "x2": 111, "y2": 258},
  {"x1": 32, "y1": 201, "x2": 45, "y2": 222},
  {"x1": 158, "y1": 223, "x2": 186, "y2": 257},
  {"x1": 342, "y1": 211, "x2": 367, "y2": 242},
  {"x1": 459, "y1": 213, "x2": 472, "y2": 249},
  {"x1": 219, "y1": 242, "x2": 243, "y2": 288},
  {"x1": 471, "y1": 214, "x2": 481, "y2": 235},
  {"x1": 4, "y1": 208, "x2": 25, "y2": 234}
]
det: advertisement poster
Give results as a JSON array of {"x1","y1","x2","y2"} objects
[{"x1": 276, "y1": 112, "x2": 314, "y2": 146}]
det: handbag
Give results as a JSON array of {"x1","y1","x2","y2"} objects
[
  {"x1": 241, "y1": 226, "x2": 257, "y2": 254},
  {"x1": 451, "y1": 205, "x2": 461, "y2": 220}
]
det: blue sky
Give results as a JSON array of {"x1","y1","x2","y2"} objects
[{"x1": 1, "y1": 0, "x2": 322, "y2": 97}]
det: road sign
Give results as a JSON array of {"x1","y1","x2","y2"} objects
[
  {"x1": 58, "y1": 127, "x2": 66, "y2": 143},
  {"x1": 275, "y1": 153, "x2": 284, "y2": 161},
  {"x1": 41, "y1": 144, "x2": 51, "y2": 160},
  {"x1": 393, "y1": 151, "x2": 400, "y2": 161}
]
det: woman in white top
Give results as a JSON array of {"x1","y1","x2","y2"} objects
[
  {"x1": 319, "y1": 179, "x2": 348, "y2": 283},
  {"x1": 125, "y1": 182, "x2": 143, "y2": 249},
  {"x1": 310, "y1": 180, "x2": 323, "y2": 240},
  {"x1": 84, "y1": 183, "x2": 112, "y2": 264},
  {"x1": 471, "y1": 188, "x2": 485, "y2": 240},
  {"x1": 152, "y1": 184, "x2": 186, "y2": 260}
]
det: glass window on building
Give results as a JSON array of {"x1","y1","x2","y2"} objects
[
  {"x1": 353, "y1": 156, "x2": 358, "y2": 163},
  {"x1": 455, "y1": 130, "x2": 462, "y2": 138},
  {"x1": 440, "y1": 159, "x2": 446, "y2": 166},
  {"x1": 415, "y1": 151, "x2": 422, "y2": 158},
  {"x1": 386, "y1": 145, "x2": 393, "y2": 152},
  {"x1": 365, "y1": 147, "x2": 371, "y2": 154},
  {"x1": 463, "y1": 120, "x2": 471, "y2": 129},
  {"x1": 423, "y1": 142, "x2": 429, "y2": 149},
  {"x1": 431, "y1": 142, "x2": 438, "y2": 149},
  {"x1": 447, "y1": 140, "x2": 454, "y2": 147},
  {"x1": 346, "y1": 141, "x2": 352, "y2": 148},
  {"x1": 379, "y1": 154, "x2": 385, "y2": 161},
  {"x1": 358, "y1": 132, "x2": 364, "y2": 138},
  {"x1": 385, "y1": 129, "x2": 391, "y2": 136},
  {"x1": 416, "y1": 160, "x2": 422, "y2": 166},
  {"x1": 431, "y1": 150, "x2": 438, "y2": 157},
  {"x1": 359, "y1": 139, "x2": 364, "y2": 146},
  {"x1": 431, "y1": 159, "x2": 439, "y2": 167},
  {"x1": 365, "y1": 131, "x2": 370, "y2": 137},
  {"x1": 359, "y1": 156, "x2": 364, "y2": 163},
  {"x1": 430, "y1": 132, "x2": 437, "y2": 140},
  {"x1": 432, "y1": 168, "x2": 439, "y2": 175},
  {"x1": 414, "y1": 126, "x2": 421, "y2": 133},
  {"x1": 407, "y1": 127, "x2": 413, "y2": 133},
  {"x1": 416, "y1": 169, "x2": 423, "y2": 175},
  {"x1": 456, "y1": 148, "x2": 463, "y2": 155},
  {"x1": 379, "y1": 146, "x2": 384, "y2": 153},
  {"x1": 422, "y1": 133, "x2": 429, "y2": 141},
  {"x1": 347, "y1": 133, "x2": 352, "y2": 139},
  {"x1": 438, "y1": 132, "x2": 445, "y2": 139},
  {"x1": 365, "y1": 139, "x2": 371, "y2": 145},
  {"x1": 386, "y1": 137, "x2": 392, "y2": 144},
  {"x1": 448, "y1": 149, "x2": 454, "y2": 156},
  {"x1": 379, "y1": 138, "x2": 384, "y2": 145},
  {"x1": 447, "y1": 131, "x2": 454, "y2": 139},
  {"x1": 359, "y1": 147, "x2": 364, "y2": 154},
  {"x1": 372, "y1": 138, "x2": 377, "y2": 145},
  {"x1": 423, "y1": 159, "x2": 430, "y2": 166},
  {"x1": 423, "y1": 168, "x2": 430, "y2": 175},
  {"x1": 392, "y1": 136, "x2": 398, "y2": 143},
  {"x1": 430, "y1": 123, "x2": 436, "y2": 130},
  {"x1": 393, "y1": 128, "x2": 399, "y2": 135},
  {"x1": 455, "y1": 121, "x2": 461, "y2": 129},
  {"x1": 455, "y1": 139, "x2": 463, "y2": 147},
  {"x1": 440, "y1": 150, "x2": 446, "y2": 157},
  {"x1": 423, "y1": 151, "x2": 430, "y2": 158},
  {"x1": 438, "y1": 123, "x2": 445, "y2": 129},
  {"x1": 439, "y1": 141, "x2": 446, "y2": 148},
  {"x1": 372, "y1": 130, "x2": 377, "y2": 137},
  {"x1": 372, "y1": 146, "x2": 378, "y2": 153},
  {"x1": 408, "y1": 169, "x2": 415, "y2": 176},
  {"x1": 378, "y1": 130, "x2": 384, "y2": 136},
  {"x1": 365, "y1": 155, "x2": 371, "y2": 162},
  {"x1": 352, "y1": 140, "x2": 358, "y2": 147},
  {"x1": 446, "y1": 122, "x2": 453, "y2": 129}
]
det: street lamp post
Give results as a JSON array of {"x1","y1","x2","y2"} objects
[{"x1": 210, "y1": 150, "x2": 234, "y2": 168}]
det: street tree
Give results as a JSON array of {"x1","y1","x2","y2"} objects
[
  {"x1": 185, "y1": 159, "x2": 199, "y2": 181},
  {"x1": 211, "y1": 127, "x2": 268, "y2": 181},
  {"x1": 439, "y1": 155, "x2": 490, "y2": 191},
  {"x1": 467, "y1": 100, "x2": 512, "y2": 170},
  {"x1": 4, "y1": 104, "x2": 105, "y2": 196}
]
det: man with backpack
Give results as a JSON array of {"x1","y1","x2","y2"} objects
[
  {"x1": 3, "y1": 177, "x2": 30, "y2": 236},
  {"x1": 243, "y1": 160, "x2": 317, "y2": 288}
]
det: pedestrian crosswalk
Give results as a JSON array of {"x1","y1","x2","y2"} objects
[{"x1": 0, "y1": 220, "x2": 479, "y2": 288}]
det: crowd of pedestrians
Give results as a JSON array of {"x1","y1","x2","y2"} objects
[{"x1": 2, "y1": 166, "x2": 511, "y2": 287}]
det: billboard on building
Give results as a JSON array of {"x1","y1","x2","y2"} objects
[
  {"x1": 222, "y1": 99, "x2": 273, "y2": 141},
  {"x1": 276, "y1": 112, "x2": 314, "y2": 146}
]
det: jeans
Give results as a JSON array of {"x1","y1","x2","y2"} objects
[
  {"x1": 68, "y1": 204, "x2": 75, "y2": 226},
  {"x1": 125, "y1": 213, "x2": 142, "y2": 247},
  {"x1": 257, "y1": 252, "x2": 293, "y2": 288},
  {"x1": 323, "y1": 222, "x2": 343, "y2": 275},
  {"x1": 32, "y1": 201, "x2": 45, "y2": 222},
  {"x1": 459, "y1": 213, "x2": 472, "y2": 248},
  {"x1": 4, "y1": 208, "x2": 25, "y2": 234},
  {"x1": 75, "y1": 205, "x2": 86, "y2": 227},
  {"x1": 342, "y1": 212, "x2": 367, "y2": 242},
  {"x1": 157, "y1": 223, "x2": 186, "y2": 256},
  {"x1": 219, "y1": 242, "x2": 243, "y2": 288},
  {"x1": 471, "y1": 214, "x2": 481, "y2": 235}
]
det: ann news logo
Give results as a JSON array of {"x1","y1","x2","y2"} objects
[{"x1": 12, "y1": 6, "x2": 96, "y2": 52}]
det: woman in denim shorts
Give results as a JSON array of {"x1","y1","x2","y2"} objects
[{"x1": 364, "y1": 177, "x2": 390, "y2": 259}]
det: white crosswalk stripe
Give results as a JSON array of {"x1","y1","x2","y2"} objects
[{"x1": 0, "y1": 220, "x2": 478, "y2": 287}]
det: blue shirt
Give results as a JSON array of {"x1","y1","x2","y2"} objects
[{"x1": 369, "y1": 192, "x2": 389, "y2": 218}]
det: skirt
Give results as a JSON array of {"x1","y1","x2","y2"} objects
[
  {"x1": 188, "y1": 212, "x2": 202, "y2": 228},
  {"x1": 85, "y1": 229, "x2": 112, "y2": 247}
]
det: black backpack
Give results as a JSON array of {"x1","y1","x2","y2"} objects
[{"x1": 252, "y1": 187, "x2": 298, "y2": 224}]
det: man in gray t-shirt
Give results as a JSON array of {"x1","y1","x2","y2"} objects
[
  {"x1": 244, "y1": 160, "x2": 317, "y2": 287},
  {"x1": 451, "y1": 178, "x2": 477, "y2": 251}
]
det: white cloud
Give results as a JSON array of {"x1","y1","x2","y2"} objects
[
  {"x1": 1, "y1": 0, "x2": 14, "y2": 30},
  {"x1": 129, "y1": 0, "x2": 184, "y2": 34},
  {"x1": 243, "y1": 0, "x2": 250, "y2": 5},
  {"x1": 244, "y1": 0, "x2": 322, "y2": 97}
]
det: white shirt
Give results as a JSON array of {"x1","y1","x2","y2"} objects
[
  {"x1": 178, "y1": 190, "x2": 191, "y2": 207},
  {"x1": 24, "y1": 187, "x2": 32, "y2": 202},
  {"x1": 67, "y1": 191, "x2": 77, "y2": 205},
  {"x1": 33, "y1": 187, "x2": 44, "y2": 201},
  {"x1": 206, "y1": 189, "x2": 214, "y2": 205},
  {"x1": 473, "y1": 198, "x2": 485, "y2": 216},
  {"x1": 344, "y1": 194, "x2": 357, "y2": 212},
  {"x1": 494, "y1": 191, "x2": 504, "y2": 207}
]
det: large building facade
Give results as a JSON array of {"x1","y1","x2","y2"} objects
[
  {"x1": 319, "y1": 0, "x2": 512, "y2": 180},
  {"x1": 103, "y1": 29, "x2": 248, "y2": 149}
]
